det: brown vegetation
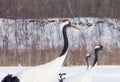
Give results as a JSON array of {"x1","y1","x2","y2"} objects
[{"x1": 0, "y1": 44, "x2": 120, "y2": 66}]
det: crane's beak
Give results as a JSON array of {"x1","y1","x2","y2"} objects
[{"x1": 71, "y1": 24, "x2": 81, "y2": 30}]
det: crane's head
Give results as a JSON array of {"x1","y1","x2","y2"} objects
[
  {"x1": 60, "y1": 19, "x2": 80, "y2": 31},
  {"x1": 85, "y1": 53, "x2": 91, "y2": 69},
  {"x1": 94, "y1": 44, "x2": 103, "y2": 51}
]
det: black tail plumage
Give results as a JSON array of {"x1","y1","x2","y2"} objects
[{"x1": 1, "y1": 74, "x2": 20, "y2": 82}]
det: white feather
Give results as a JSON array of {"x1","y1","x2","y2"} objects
[
  {"x1": 16, "y1": 51, "x2": 68, "y2": 82},
  {"x1": 63, "y1": 67, "x2": 95, "y2": 82},
  {"x1": 94, "y1": 45, "x2": 100, "y2": 49}
]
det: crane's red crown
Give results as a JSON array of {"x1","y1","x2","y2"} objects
[{"x1": 62, "y1": 19, "x2": 69, "y2": 23}]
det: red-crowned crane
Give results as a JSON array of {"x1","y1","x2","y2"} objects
[{"x1": 62, "y1": 44, "x2": 103, "y2": 82}]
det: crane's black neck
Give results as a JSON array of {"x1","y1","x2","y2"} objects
[
  {"x1": 85, "y1": 57, "x2": 89, "y2": 69},
  {"x1": 92, "y1": 49, "x2": 98, "y2": 67},
  {"x1": 59, "y1": 26, "x2": 68, "y2": 57}
]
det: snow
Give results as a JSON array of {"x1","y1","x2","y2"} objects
[{"x1": 0, "y1": 66, "x2": 120, "y2": 82}]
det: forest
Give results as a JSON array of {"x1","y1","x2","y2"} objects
[{"x1": 0, "y1": 0, "x2": 120, "y2": 18}]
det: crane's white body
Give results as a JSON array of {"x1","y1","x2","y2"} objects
[
  {"x1": 61, "y1": 46, "x2": 100, "y2": 82},
  {"x1": 17, "y1": 52, "x2": 67, "y2": 82},
  {"x1": 63, "y1": 67, "x2": 95, "y2": 82}
]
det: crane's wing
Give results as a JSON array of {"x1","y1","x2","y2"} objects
[{"x1": 16, "y1": 54, "x2": 67, "y2": 82}]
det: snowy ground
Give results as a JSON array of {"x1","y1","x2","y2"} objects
[{"x1": 0, "y1": 66, "x2": 120, "y2": 82}]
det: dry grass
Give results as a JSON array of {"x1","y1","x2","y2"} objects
[{"x1": 0, "y1": 45, "x2": 120, "y2": 66}]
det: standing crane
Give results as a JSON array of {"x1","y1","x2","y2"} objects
[{"x1": 62, "y1": 44, "x2": 103, "y2": 82}]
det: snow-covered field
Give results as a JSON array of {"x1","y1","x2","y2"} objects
[{"x1": 0, "y1": 66, "x2": 120, "y2": 82}]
